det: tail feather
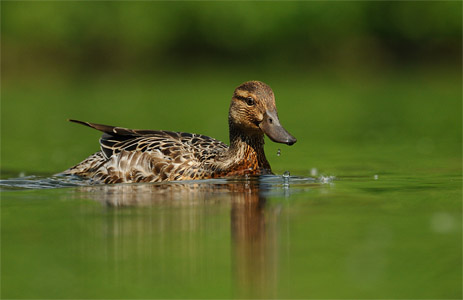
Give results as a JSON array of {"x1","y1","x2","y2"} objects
[
  {"x1": 68, "y1": 119, "x2": 118, "y2": 134},
  {"x1": 69, "y1": 119, "x2": 136, "y2": 136}
]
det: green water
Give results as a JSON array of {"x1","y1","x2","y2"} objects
[{"x1": 1, "y1": 68, "x2": 462, "y2": 298}]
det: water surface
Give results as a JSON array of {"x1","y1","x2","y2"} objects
[{"x1": 1, "y1": 171, "x2": 460, "y2": 299}]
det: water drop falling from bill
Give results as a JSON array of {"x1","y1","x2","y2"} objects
[
  {"x1": 310, "y1": 168, "x2": 318, "y2": 176},
  {"x1": 277, "y1": 149, "x2": 281, "y2": 157}
]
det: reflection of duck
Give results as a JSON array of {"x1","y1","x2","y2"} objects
[
  {"x1": 75, "y1": 179, "x2": 278, "y2": 298},
  {"x1": 231, "y1": 194, "x2": 277, "y2": 298},
  {"x1": 76, "y1": 178, "x2": 267, "y2": 207},
  {"x1": 62, "y1": 81, "x2": 296, "y2": 183},
  {"x1": 76, "y1": 180, "x2": 255, "y2": 207}
]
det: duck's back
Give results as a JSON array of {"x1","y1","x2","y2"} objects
[{"x1": 62, "y1": 120, "x2": 228, "y2": 183}]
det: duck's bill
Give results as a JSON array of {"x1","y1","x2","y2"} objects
[{"x1": 259, "y1": 110, "x2": 297, "y2": 146}]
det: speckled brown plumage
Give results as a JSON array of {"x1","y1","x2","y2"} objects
[{"x1": 61, "y1": 81, "x2": 296, "y2": 183}]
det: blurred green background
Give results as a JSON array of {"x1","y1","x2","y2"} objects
[
  {"x1": 1, "y1": 2, "x2": 462, "y2": 299},
  {"x1": 1, "y1": 1, "x2": 461, "y2": 175}
]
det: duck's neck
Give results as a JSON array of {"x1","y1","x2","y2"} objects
[{"x1": 222, "y1": 124, "x2": 271, "y2": 174}]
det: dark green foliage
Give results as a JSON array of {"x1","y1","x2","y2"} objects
[{"x1": 2, "y1": 2, "x2": 461, "y2": 72}]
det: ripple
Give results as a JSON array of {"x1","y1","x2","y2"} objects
[
  {"x1": 0, "y1": 175, "x2": 90, "y2": 190},
  {"x1": 0, "y1": 173, "x2": 320, "y2": 191}
]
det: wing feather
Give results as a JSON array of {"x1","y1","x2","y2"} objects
[{"x1": 70, "y1": 120, "x2": 228, "y2": 162}]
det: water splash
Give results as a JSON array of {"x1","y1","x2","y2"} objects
[
  {"x1": 319, "y1": 175, "x2": 336, "y2": 184},
  {"x1": 282, "y1": 171, "x2": 290, "y2": 186},
  {"x1": 281, "y1": 171, "x2": 291, "y2": 196}
]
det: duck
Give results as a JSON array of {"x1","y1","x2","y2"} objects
[{"x1": 62, "y1": 81, "x2": 296, "y2": 183}]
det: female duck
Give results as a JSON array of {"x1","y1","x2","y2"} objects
[{"x1": 63, "y1": 81, "x2": 296, "y2": 183}]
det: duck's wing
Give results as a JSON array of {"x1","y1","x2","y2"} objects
[{"x1": 69, "y1": 119, "x2": 228, "y2": 161}]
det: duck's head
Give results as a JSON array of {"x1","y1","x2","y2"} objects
[{"x1": 229, "y1": 81, "x2": 297, "y2": 146}]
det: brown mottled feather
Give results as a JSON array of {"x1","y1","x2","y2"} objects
[{"x1": 63, "y1": 124, "x2": 229, "y2": 183}]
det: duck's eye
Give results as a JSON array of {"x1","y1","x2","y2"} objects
[{"x1": 245, "y1": 97, "x2": 255, "y2": 106}]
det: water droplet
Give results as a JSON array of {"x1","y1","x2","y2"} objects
[
  {"x1": 373, "y1": 174, "x2": 379, "y2": 180},
  {"x1": 431, "y1": 212, "x2": 456, "y2": 233},
  {"x1": 310, "y1": 168, "x2": 318, "y2": 176},
  {"x1": 276, "y1": 149, "x2": 281, "y2": 157}
]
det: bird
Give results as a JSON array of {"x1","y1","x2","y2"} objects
[{"x1": 61, "y1": 81, "x2": 296, "y2": 184}]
